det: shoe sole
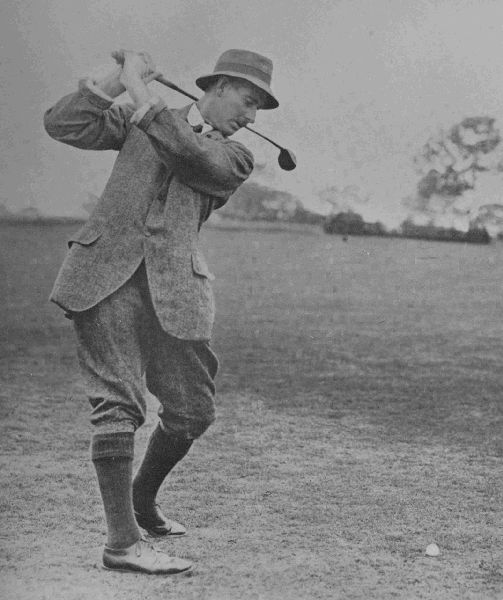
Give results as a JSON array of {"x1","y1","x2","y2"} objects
[
  {"x1": 139, "y1": 527, "x2": 186, "y2": 538},
  {"x1": 102, "y1": 564, "x2": 193, "y2": 575}
]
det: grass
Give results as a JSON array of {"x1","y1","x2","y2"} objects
[{"x1": 0, "y1": 222, "x2": 502, "y2": 599}]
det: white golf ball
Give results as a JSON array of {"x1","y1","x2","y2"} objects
[{"x1": 425, "y1": 543, "x2": 440, "y2": 557}]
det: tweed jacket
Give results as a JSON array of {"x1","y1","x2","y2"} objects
[{"x1": 44, "y1": 82, "x2": 254, "y2": 340}]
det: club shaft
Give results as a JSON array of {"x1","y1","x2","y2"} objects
[
  {"x1": 156, "y1": 75, "x2": 198, "y2": 102},
  {"x1": 243, "y1": 125, "x2": 282, "y2": 150}
]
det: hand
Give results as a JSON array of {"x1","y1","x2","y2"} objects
[
  {"x1": 112, "y1": 50, "x2": 160, "y2": 85},
  {"x1": 112, "y1": 50, "x2": 159, "y2": 109}
]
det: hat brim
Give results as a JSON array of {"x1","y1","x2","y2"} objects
[{"x1": 195, "y1": 72, "x2": 279, "y2": 110}]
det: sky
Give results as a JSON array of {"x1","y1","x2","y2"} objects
[{"x1": 3, "y1": 0, "x2": 503, "y2": 227}]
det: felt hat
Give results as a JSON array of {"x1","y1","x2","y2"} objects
[{"x1": 196, "y1": 49, "x2": 279, "y2": 109}]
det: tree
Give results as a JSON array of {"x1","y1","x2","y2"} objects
[
  {"x1": 414, "y1": 117, "x2": 501, "y2": 201},
  {"x1": 217, "y1": 181, "x2": 321, "y2": 223},
  {"x1": 323, "y1": 210, "x2": 365, "y2": 235}
]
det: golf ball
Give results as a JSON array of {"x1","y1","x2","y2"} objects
[{"x1": 425, "y1": 543, "x2": 440, "y2": 557}]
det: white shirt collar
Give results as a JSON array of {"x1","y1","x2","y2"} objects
[{"x1": 187, "y1": 103, "x2": 213, "y2": 134}]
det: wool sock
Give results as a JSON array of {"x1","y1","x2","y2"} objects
[
  {"x1": 132, "y1": 424, "x2": 193, "y2": 515},
  {"x1": 91, "y1": 432, "x2": 141, "y2": 549}
]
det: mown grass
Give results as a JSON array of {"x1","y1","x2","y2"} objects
[{"x1": 0, "y1": 222, "x2": 502, "y2": 600}]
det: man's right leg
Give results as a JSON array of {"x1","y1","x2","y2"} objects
[
  {"x1": 91, "y1": 432, "x2": 139, "y2": 549},
  {"x1": 72, "y1": 265, "x2": 191, "y2": 574}
]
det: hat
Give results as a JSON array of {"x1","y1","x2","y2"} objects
[{"x1": 196, "y1": 49, "x2": 279, "y2": 110}]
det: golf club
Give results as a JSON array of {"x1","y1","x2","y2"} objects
[{"x1": 111, "y1": 51, "x2": 297, "y2": 171}]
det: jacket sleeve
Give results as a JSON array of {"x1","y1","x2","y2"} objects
[
  {"x1": 134, "y1": 101, "x2": 254, "y2": 199},
  {"x1": 43, "y1": 80, "x2": 135, "y2": 151}
]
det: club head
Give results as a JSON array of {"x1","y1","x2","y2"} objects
[{"x1": 278, "y1": 148, "x2": 297, "y2": 171}]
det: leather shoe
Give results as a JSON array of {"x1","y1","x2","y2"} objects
[
  {"x1": 135, "y1": 504, "x2": 187, "y2": 537},
  {"x1": 102, "y1": 538, "x2": 192, "y2": 575}
]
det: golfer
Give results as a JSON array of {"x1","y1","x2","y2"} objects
[{"x1": 44, "y1": 48, "x2": 279, "y2": 574}]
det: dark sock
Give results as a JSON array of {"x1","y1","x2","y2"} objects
[
  {"x1": 91, "y1": 432, "x2": 141, "y2": 549},
  {"x1": 133, "y1": 424, "x2": 193, "y2": 514}
]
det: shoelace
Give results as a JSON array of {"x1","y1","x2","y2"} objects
[
  {"x1": 136, "y1": 538, "x2": 164, "y2": 564},
  {"x1": 135, "y1": 538, "x2": 146, "y2": 557}
]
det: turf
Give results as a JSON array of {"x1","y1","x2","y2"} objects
[{"x1": 0, "y1": 222, "x2": 502, "y2": 599}]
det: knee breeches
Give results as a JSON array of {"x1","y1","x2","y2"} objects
[{"x1": 72, "y1": 263, "x2": 219, "y2": 439}]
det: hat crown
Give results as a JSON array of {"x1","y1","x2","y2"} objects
[
  {"x1": 214, "y1": 49, "x2": 273, "y2": 86},
  {"x1": 195, "y1": 48, "x2": 279, "y2": 109}
]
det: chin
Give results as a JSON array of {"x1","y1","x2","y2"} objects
[{"x1": 222, "y1": 126, "x2": 236, "y2": 137}]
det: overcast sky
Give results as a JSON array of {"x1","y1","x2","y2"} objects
[{"x1": 3, "y1": 0, "x2": 503, "y2": 225}]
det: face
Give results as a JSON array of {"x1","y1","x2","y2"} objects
[{"x1": 207, "y1": 78, "x2": 265, "y2": 136}]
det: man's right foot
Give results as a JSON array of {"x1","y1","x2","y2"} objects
[
  {"x1": 102, "y1": 538, "x2": 192, "y2": 575},
  {"x1": 134, "y1": 504, "x2": 187, "y2": 537}
]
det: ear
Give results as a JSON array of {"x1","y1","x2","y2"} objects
[{"x1": 215, "y1": 76, "x2": 231, "y2": 97}]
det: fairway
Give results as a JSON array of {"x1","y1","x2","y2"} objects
[{"x1": 1, "y1": 222, "x2": 502, "y2": 599}]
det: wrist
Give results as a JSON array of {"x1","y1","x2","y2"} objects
[{"x1": 121, "y1": 75, "x2": 151, "y2": 108}]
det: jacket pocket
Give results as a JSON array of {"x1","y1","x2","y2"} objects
[
  {"x1": 67, "y1": 224, "x2": 104, "y2": 248},
  {"x1": 191, "y1": 250, "x2": 215, "y2": 281}
]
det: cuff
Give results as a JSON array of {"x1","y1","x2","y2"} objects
[
  {"x1": 131, "y1": 96, "x2": 166, "y2": 129},
  {"x1": 91, "y1": 431, "x2": 135, "y2": 460},
  {"x1": 78, "y1": 78, "x2": 115, "y2": 109}
]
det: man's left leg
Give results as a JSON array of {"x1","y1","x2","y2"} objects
[
  {"x1": 133, "y1": 331, "x2": 219, "y2": 536},
  {"x1": 133, "y1": 426, "x2": 193, "y2": 536}
]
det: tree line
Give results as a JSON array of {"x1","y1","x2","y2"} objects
[{"x1": 323, "y1": 210, "x2": 490, "y2": 244}]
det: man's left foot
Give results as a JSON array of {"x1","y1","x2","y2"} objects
[{"x1": 134, "y1": 504, "x2": 187, "y2": 537}]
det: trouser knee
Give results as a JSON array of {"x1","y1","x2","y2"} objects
[
  {"x1": 160, "y1": 407, "x2": 216, "y2": 441},
  {"x1": 190, "y1": 410, "x2": 216, "y2": 439}
]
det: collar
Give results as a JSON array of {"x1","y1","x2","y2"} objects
[{"x1": 187, "y1": 103, "x2": 213, "y2": 134}]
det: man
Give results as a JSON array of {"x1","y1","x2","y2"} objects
[{"x1": 44, "y1": 48, "x2": 279, "y2": 575}]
